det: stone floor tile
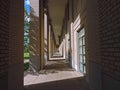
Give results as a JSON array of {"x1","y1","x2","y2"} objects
[{"x1": 24, "y1": 60, "x2": 90, "y2": 90}]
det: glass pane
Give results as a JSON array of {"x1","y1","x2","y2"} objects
[
  {"x1": 83, "y1": 65, "x2": 86, "y2": 73},
  {"x1": 80, "y1": 64, "x2": 83, "y2": 71},
  {"x1": 79, "y1": 48, "x2": 83, "y2": 54},
  {"x1": 83, "y1": 46, "x2": 85, "y2": 54},
  {"x1": 79, "y1": 38, "x2": 82, "y2": 46},
  {"x1": 82, "y1": 37, "x2": 85, "y2": 45},
  {"x1": 83, "y1": 56, "x2": 85, "y2": 63},
  {"x1": 82, "y1": 64, "x2": 84, "y2": 72},
  {"x1": 79, "y1": 55, "x2": 83, "y2": 62},
  {"x1": 79, "y1": 28, "x2": 85, "y2": 37}
]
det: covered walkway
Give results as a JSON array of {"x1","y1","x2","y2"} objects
[
  {"x1": 24, "y1": 60, "x2": 90, "y2": 90},
  {"x1": 0, "y1": 0, "x2": 120, "y2": 90}
]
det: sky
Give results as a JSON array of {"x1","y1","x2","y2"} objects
[{"x1": 24, "y1": 0, "x2": 30, "y2": 13}]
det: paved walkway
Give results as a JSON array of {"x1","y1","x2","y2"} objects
[{"x1": 24, "y1": 60, "x2": 90, "y2": 90}]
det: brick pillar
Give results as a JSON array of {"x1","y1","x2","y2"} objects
[
  {"x1": 0, "y1": 0, "x2": 24, "y2": 90},
  {"x1": 8, "y1": 0, "x2": 24, "y2": 90}
]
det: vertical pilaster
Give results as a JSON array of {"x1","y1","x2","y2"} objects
[
  {"x1": 39, "y1": 0, "x2": 45, "y2": 69},
  {"x1": 29, "y1": 0, "x2": 41, "y2": 71}
]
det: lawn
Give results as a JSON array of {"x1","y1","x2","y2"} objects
[
  {"x1": 24, "y1": 53, "x2": 29, "y2": 71},
  {"x1": 24, "y1": 53, "x2": 30, "y2": 59}
]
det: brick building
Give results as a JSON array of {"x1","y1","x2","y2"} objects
[{"x1": 0, "y1": 0, "x2": 120, "y2": 90}]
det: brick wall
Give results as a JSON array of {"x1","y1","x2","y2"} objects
[
  {"x1": 98, "y1": 0, "x2": 120, "y2": 76},
  {"x1": 0, "y1": 0, "x2": 9, "y2": 78},
  {"x1": 0, "y1": 1, "x2": 9, "y2": 90},
  {"x1": 8, "y1": 0, "x2": 24, "y2": 90},
  {"x1": 97, "y1": 1, "x2": 120, "y2": 89},
  {"x1": 0, "y1": 0, "x2": 24, "y2": 90},
  {"x1": 9, "y1": 0, "x2": 24, "y2": 65}
]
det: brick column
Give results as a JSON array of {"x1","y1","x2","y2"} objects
[{"x1": 8, "y1": 0, "x2": 24, "y2": 90}]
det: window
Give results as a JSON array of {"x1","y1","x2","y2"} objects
[{"x1": 78, "y1": 28, "x2": 86, "y2": 74}]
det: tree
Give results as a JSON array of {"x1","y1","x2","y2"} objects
[{"x1": 24, "y1": 9, "x2": 30, "y2": 53}]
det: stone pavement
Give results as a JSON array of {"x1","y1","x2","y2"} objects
[{"x1": 24, "y1": 60, "x2": 90, "y2": 90}]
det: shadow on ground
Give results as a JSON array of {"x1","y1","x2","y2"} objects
[
  {"x1": 24, "y1": 76, "x2": 90, "y2": 90},
  {"x1": 39, "y1": 60, "x2": 74, "y2": 74},
  {"x1": 24, "y1": 60, "x2": 73, "y2": 76}
]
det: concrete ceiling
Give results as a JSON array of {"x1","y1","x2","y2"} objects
[{"x1": 48, "y1": 0, "x2": 67, "y2": 45}]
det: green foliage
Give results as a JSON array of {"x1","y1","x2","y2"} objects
[
  {"x1": 24, "y1": 62, "x2": 29, "y2": 71},
  {"x1": 24, "y1": 53, "x2": 30, "y2": 59},
  {"x1": 24, "y1": 9, "x2": 30, "y2": 53},
  {"x1": 24, "y1": 8, "x2": 30, "y2": 71}
]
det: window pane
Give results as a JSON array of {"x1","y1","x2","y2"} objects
[
  {"x1": 79, "y1": 38, "x2": 82, "y2": 46},
  {"x1": 79, "y1": 48, "x2": 83, "y2": 54},
  {"x1": 82, "y1": 36, "x2": 85, "y2": 45},
  {"x1": 79, "y1": 55, "x2": 83, "y2": 62},
  {"x1": 83, "y1": 56, "x2": 85, "y2": 63},
  {"x1": 83, "y1": 46, "x2": 85, "y2": 54}
]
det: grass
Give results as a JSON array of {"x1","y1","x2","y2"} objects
[
  {"x1": 24, "y1": 53, "x2": 30, "y2": 71},
  {"x1": 24, "y1": 53, "x2": 30, "y2": 59}
]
